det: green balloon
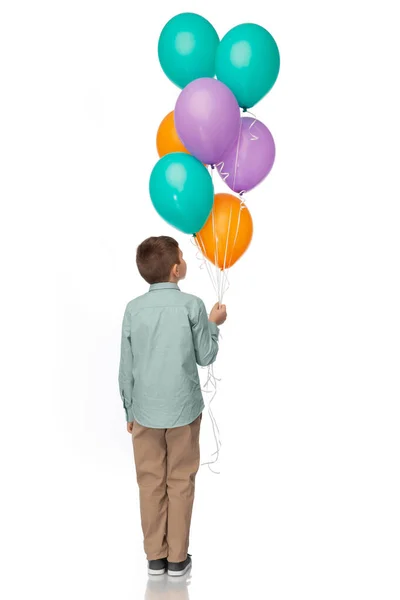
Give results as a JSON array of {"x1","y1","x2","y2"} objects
[
  {"x1": 158, "y1": 13, "x2": 219, "y2": 89},
  {"x1": 216, "y1": 23, "x2": 280, "y2": 109},
  {"x1": 149, "y1": 153, "x2": 214, "y2": 234}
]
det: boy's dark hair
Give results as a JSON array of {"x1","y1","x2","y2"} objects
[{"x1": 136, "y1": 236, "x2": 180, "y2": 284}]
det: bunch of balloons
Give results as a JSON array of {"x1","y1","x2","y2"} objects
[{"x1": 149, "y1": 13, "x2": 280, "y2": 292}]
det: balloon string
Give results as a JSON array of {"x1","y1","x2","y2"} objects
[
  {"x1": 191, "y1": 235, "x2": 219, "y2": 298},
  {"x1": 209, "y1": 166, "x2": 223, "y2": 304},
  {"x1": 222, "y1": 204, "x2": 234, "y2": 277},
  {"x1": 192, "y1": 175, "x2": 248, "y2": 474},
  {"x1": 214, "y1": 192, "x2": 246, "y2": 304},
  {"x1": 192, "y1": 168, "x2": 223, "y2": 473},
  {"x1": 215, "y1": 160, "x2": 229, "y2": 183},
  {"x1": 200, "y1": 363, "x2": 222, "y2": 474},
  {"x1": 245, "y1": 109, "x2": 257, "y2": 118},
  {"x1": 203, "y1": 200, "x2": 229, "y2": 474},
  {"x1": 232, "y1": 117, "x2": 243, "y2": 192},
  {"x1": 190, "y1": 235, "x2": 223, "y2": 475},
  {"x1": 227, "y1": 193, "x2": 246, "y2": 270},
  {"x1": 243, "y1": 108, "x2": 259, "y2": 142},
  {"x1": 191, "y1": 233, "x2": 229, "y2": 331},
  {"x1": 196, "y1": 172, "x2": 247, "y2": 303}
]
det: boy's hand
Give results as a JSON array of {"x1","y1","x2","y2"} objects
[
  {"x1": 127, "y1": 422, "x2": 134, "y2": 434},
  {"x1": 209, "y1": 302, "x2": 227, "y2": 326}
]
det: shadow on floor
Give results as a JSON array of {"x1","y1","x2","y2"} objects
[{"x1": 144, "y1": 568, "x2": 191, "y2": 599}]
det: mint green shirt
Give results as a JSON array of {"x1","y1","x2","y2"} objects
[{"x1": 118, "y1": 283, "x2": 219, "y2": 428}]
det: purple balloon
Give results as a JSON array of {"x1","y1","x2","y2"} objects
[
  {"x1": 175, "y1": 78, "x2": 241, "y2": 166},
  {"x1": 216, "y1": 117, "x2": 276, "y2": 193}
]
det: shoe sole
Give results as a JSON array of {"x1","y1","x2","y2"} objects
[
  {"x1": 148, "y1": 568, "x2": 166, "y2": 576},
  {"x1": 168, "y1": 563, "x2": 192, "y2": 578}
]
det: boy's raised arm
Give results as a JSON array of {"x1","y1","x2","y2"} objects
[{"x1": 191, "y1": 300, "x2": 226, "y2": 367}]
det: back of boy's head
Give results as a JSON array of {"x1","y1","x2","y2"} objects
[{"x1": 136, "y1": 236, "x2": 180, "y2": 284}]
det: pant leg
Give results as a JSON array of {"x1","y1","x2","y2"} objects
[
  {"x1": 132, "y1": 421, "x2": 168, "y2": 560},
  {"x1": 165, "y1": 414, "x2": 202, "y2": 563}
]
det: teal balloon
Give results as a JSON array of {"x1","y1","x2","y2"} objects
[
  {"x1": 216, "y1": 23, "x2": 280, "y2": 109},
  {"x1": 149, "y1": 153, "x2": 214, "y2": 234},
  {"x1": 158, "y1": 13, "x2": 219, "y2": 89}
]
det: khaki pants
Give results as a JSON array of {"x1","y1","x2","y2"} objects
[{"x1": 132, "y1": 414, "x2": 202, "y2": 563}]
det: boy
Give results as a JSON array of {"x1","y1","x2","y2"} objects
[{"x1": 118, "y1": 236, "x2": 227, "y2": 578}]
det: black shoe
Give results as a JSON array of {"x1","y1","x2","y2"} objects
[
  {"x1": 148, "y1": 558, "x2": 167, "y2": 576},
  {"x1": 167, "y1": 554, "x2": 192, "y2": 577}
]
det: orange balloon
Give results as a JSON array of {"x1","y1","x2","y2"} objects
[
  {"x1": 196, "y1": 193, "x2": 253, "y2": 269},
  {"x1": 156, "y1": 111, "x2": 189, "y2": 158}
]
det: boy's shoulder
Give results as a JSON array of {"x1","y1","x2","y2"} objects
[
  {"x1": 179, "y1": 291, "x2": 209, "y2": 313},
  {"x1": 124, "y1": 293, "x2": 148, "y2": 312},
  {"x1": 124, "y1": 290, "x2": 204, "y2": 313},
  {"x1": 179, "y1": 290, "x2": 203, "y2": 304}
]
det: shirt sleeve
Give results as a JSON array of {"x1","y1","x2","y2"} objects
[
  {"x1": 191, "y1": 299, "x2": 220, "y2": 367},
  {"x1": 118, "y1": 305, "x2": 134, "y2": 422}
]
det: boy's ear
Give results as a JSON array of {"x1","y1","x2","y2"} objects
[{"x1": 171, "y1": 263, "x2": 179, "y2": 278}]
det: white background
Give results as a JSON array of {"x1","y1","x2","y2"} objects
[{"x1": 1, "y1": 1, "x2": 400, "y2": 598}]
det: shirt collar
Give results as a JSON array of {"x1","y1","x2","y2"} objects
[{"x1": 149, "y1": 282, "x2": 180, "y2": 292}]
